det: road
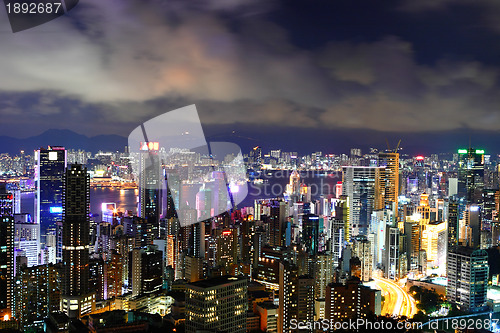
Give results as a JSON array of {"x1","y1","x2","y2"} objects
[{"x1": 373, "y1": 277, "x2": 418, "y2": 318}]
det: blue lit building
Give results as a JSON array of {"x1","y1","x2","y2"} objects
[{"x1": 35, "y1": 146, "x2": 66, "y2": 261}]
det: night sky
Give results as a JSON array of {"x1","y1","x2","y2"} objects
[{"x1": 0, "y1": 0, "x2": 499, "y2": 153}]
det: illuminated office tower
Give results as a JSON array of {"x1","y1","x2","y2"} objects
[
  {"x1": 105, "y1": 252, "x2": 123, "y2": 299},
  {"x1": 447, "y1": 198, "x2": 464, "y2": 247},
  {"x1": 0, "y1": 184, "x2": 14, "y2": 317},
  {"x1": 265, "y1": 200, "x2": 287, "y2": 248},
  {"x1": 404, "y1": 217, "x2": 421, "y2": 274},
  {"x1": 302, "y1": 214, "x2": 319, "y2": 256},
  {"x1": 14, "y1": 213, "x2": 40, "y2": 267},
  {"x1": 463, "y1": 204, "x2": 482, "y2": 249},
  {"x1": 185, "y1": 276, "x2": 247, "y2": 333},
  {"x1": 370, "y1": 209, "x2": 394, "y2": 269},
  {"x1": 192, "y1": 221, "x2": 205, "y2": 259},
  {"x1": 129, "y1": 245, "x2": 162, "y2": 297},
  {"x1": 385, "y1": 227, "x2": 400, "y2": 279},
  {"x1": 253, "y1": 247, "x2": 281, "y2": 290},
  {"x1": 216, "y1": 228, "x2": 238, "y2": 271},
  {"x1": 35, "y1": 146, "x2": 66, "y2": 260},
  {"x1": 313, "y1": 253, "x2": 334, "y2": 299},
  {"x1": 447, "y1": 247, "x2": 489, "y2": 312},
  {"x1": 483, "y1": 189, "x2": 498, "y2": 247},
  {"x1": 378, "y1": 152, "x2": 400, "y2": 212},
  {"x1": 138, "y1": 142, "x2": 162, "y2": 237},
  {"x1": 457, "y1": 148, "x2": 485, "y2": 204},
  {"x1": 342, "y1": 166, "x2": 383, "y2": 237},
  {"x1": 60, "y1": 164, "x2": 95, "y2": 318},
  {"x1": 330, "y1": 217, "x2": 346, "y2": 268},
  {"x1": 351, "y1": 236, "x2": 372, "y2": 282},
  {"x1": 278, "y1": 261, "x2": 315, "y2": 333},
  {"x1": 421, "y1": 221, "x2": 447, "y2": 268}
]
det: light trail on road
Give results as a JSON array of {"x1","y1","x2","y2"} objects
[{"x1": 373, "y1": 277, "x2": 418, "y2": 318}]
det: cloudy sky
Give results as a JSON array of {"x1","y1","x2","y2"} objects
[{"x1": 0, "y1": 0, "x2": 499, "y2": 151}]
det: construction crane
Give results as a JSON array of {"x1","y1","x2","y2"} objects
[{"x1": 385, "y1": 139, "x2": 401, "y2": 153}]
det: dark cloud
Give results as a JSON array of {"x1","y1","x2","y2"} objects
[{"x1": 0, "y1": 0, "x2": 499, "y2": 138}]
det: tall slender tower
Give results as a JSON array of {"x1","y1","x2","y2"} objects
[
  {"x1": 138, "y1": 142, "x2": 162, "y2": 238},
  {"x1": 35, "y1": 146, "x2": 66, "y2": 261},
  {"x1": 457, "y1": 148, "x2": 484, "y2": 204},
  {"x1": 378, "y1": 152, "x2": 400, "y2": 212},
  {"x1": 60, "y1": 164, "x2": 95, "y2": 318},
  {"x1": 0, "y1": 184, "x2": 14, "y2": 317}
]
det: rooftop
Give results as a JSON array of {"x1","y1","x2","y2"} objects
[{"x1": 187, "y1": 275, "x2": 247, "y2": 289}]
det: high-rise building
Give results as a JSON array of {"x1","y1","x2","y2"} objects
[
  {"x1": 378, "y1": 152, "x2": 400, "y2": 212},
  {"x1": 265, "y1": 200, "x2": 287, "y2": 248},
  {"x1": 129, "y1": 245, "x2": 163, "y2": 297},
  {"x1": 138, "y1": 142, "x2": 162, "y2": 237},
  {"x1": 14, "y1": 264, "x2": 61, "y2": 331},
  {"x1": 447, "y1": 246, "x2": 489, "y2": 312},
  {"x1": 0, "y1": 184, "x2": 14, "y2": 317},
  {"x1": 14, "y1": 213, "x2": 40, "y2": 267},
  {"x1": 342, "y1": 166, "x2": 383, "y2": 236},
  {"x1": 385, "y1": 227, "x2": 400, "y2": 279},
  {"x1": 216, "y1": 228, "x2": 238, "y2": 271},
  {"x1": 351, "y1": 236, "x2": 372, "y2": 282},
  {"x1": 325, "y1": 279, "x2": 381, "y2": 321},
  {"x1": 60, "y1": 164, "x2": 95, "y2": 318},
  {"x1": 35, "y1": 146, "x2": 66, "y2": 260},
  {"x1": 313, "y1": 253, "x2": 335, "y2": 299},
  {"x1": 421, "y1": 221, "x2": 447, "y2": 268},
  {"x1": 302, "y1": 214, "x2": 319, "y2": 256},
  {"x1": 457, "y1": 148, "x2": 485, "y2": 204},
  {"x1": 278, "y1": 261, "x2": 315, "y2": 333},
  {"x1": 185, "y1": 275, "x2": 247, "y2": 333}
]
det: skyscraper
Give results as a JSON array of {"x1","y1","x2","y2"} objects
[
  {"x1": 0, "y1": 184, "x2": 14, "y2": 317},
  {"x1": 35, "y1": 146, "x2": 66, "y2": 260},
  {"x1": 14, "y1": 264, "x2": 60, "y2": 331},
  {"x1": 138, "y1": 142, "x2": 162, "y2": 238},
  {"x1": 302, "y1": 214, "x2": 319, "y2": 256},
  {"x1": 278, "y1": 261, "x2": 315, "y2": 333},
  {"x1": 378, "y1": 152, "x2": 400, "y2": 212},
  {"x1": 457, "y1": 148, "x2": 485, "y2": 204},
  {"x1": 129, "y1": 245, "x2": 163, "y2": 297},
  {"x1": 60, "y1": 164, "x2": 95, "y2": 318},
  {"x1": 342, "y1": 166, "x2": 383, "y2": 236}
]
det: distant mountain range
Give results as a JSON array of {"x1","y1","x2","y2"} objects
[
  {"x1": 0, "y1": 129, "x2": 127, "y2": 155},
  {"x1": 1, "y1": 127, "x2": 499, "y2": 157}
]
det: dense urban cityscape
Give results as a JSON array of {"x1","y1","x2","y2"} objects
[
  {"x1": 0, "y1": 143, "x2": 499, "y2": 332},
  {"x1": 1, "y1": 0, "x2": 500, "y2": 331}
]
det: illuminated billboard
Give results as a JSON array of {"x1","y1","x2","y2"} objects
[
  {"x1": 50, "y1": 206, "x2": 63, "y2": 213},
  {"x1": 140, "y1": 142, "x2": 159, "y2": 151},
  {"x1": 458, "y1": 149, "x2": 468, "y2": 154}
]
